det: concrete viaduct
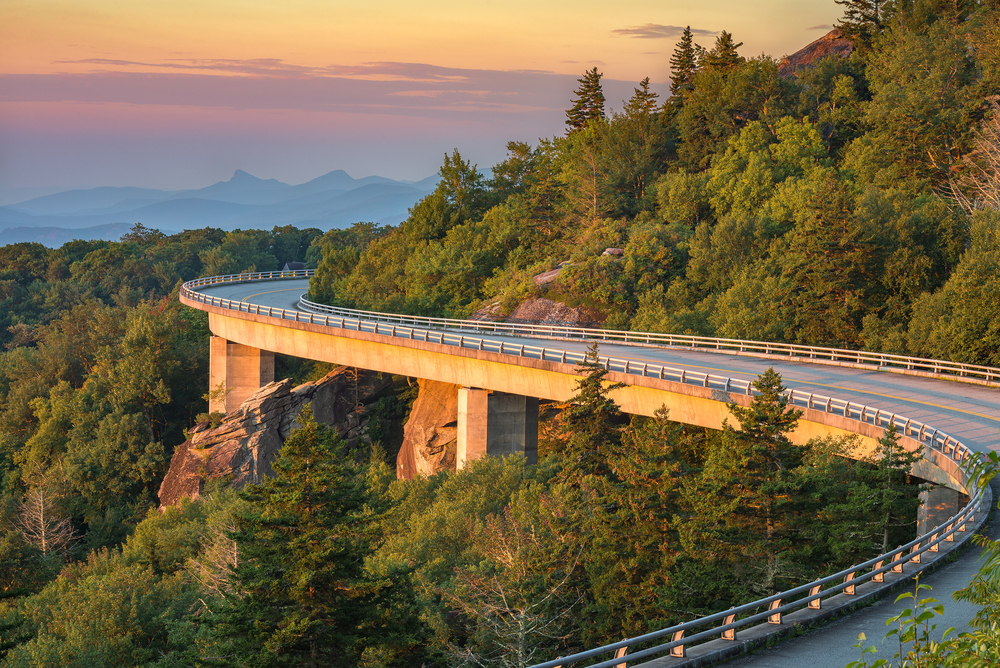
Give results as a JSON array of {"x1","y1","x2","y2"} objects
[{"x1": 180, "y1": 271, "x2": 1000, "y2": 667}]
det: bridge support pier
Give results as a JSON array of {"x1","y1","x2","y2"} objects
[
  {"x1": 209, "y1": 336, "x2": 275, "y2": 414},
  {"x1": 918, "y1": 485, "x2": 965, "y2": 537},
  {"x1": 457, "y1": 389, "x2": 538, "y2": 469}
]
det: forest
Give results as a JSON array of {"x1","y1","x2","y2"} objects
[{"x1": 0, "y1": 0, "x2": 999, "y2": 665}]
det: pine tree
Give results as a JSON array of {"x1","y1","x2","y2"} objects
[
  {"x1": 623, "y1": 77, "x2": 659, "y2": 117},
  {"x1": 203, "y1": 407, "x2": 413, "y2": 667},
  {"x1": 668, "y1": 27, "x2": 700, "y2": 102},
  {"x1": 677, "y1": 368, "x2": 808, "y2": 594},
  {"x1": 565, "y1": 68, "x2": 606, "y2": 134},
  {"x1": 828, "y1": 425, "x2": 924, "y2": 557},
  {"x1": 558, "y1": 343, "x2": 625, "y2": 481},
  {"x1": 835, "y1": 0, "x2": 887, "y2": 48},
  {"x1": 701, "y1": 31, "x2": 744, "y2": 72},
  {"x1": 779, "y1": 174, "x2": 884, "y2": 347}
]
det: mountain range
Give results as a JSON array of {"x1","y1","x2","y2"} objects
[{"x1": 0, "y1": 169, "x2": 440, "y2": 247}]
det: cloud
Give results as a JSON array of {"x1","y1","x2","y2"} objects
[
  {"x1": 611, "y1": 24, "x2": 717, "y2": 40},
  {"x1": 806, "y1": 24, "x2": 833, "y2": 30},
  {"x1": 56, "y1": 57, "x2": 497, "y2": 83}
]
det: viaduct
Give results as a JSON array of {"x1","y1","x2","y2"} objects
[{"x1": 181, "y1": 271, "x2": 1000, "y2": 668}]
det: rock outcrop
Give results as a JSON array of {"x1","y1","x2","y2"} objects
[
  {"x1": 158, "y1": 367, "x2": 393, "y2": 508},
  {"x1": 506, "y1": 298, "x2": 604, "y2": 327},
  {"x1": 396, "y1": 378, "x2": 459, "y2": 479},
  {"x1": 779, "y1": 29, "x2": 854, "y2": 77}
]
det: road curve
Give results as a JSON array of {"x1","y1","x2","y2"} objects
[
  {"x1": 190, "y1": 276, "x2": 1000, "y2": 667},
  {"x1": 201, "y1": 278, "x2": 1000, "y2": 460}
]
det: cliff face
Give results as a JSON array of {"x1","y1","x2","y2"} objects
[
  {"x1": 395, "y1": 378, "x2": 458, "y2": 479},
  {"x1": 158, "y1": 367, "x2": 393, "y2": 508},
  {"x1": 779, "y1": 28, "x2": 854, "y2": 77}
]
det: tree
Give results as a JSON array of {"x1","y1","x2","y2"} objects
[
  {"x1": 668, "y1": 26, "x2": 701, "y2": 104},
  {"x1": 835, "y1": 0, "x2": 887, "y2": 48},
  {"x1": 853, "y1": 19, "x2": 979, "y2": 185},
  {"x1": 558, "y1": 344, "x2": 625, "y2": 482},
  {"x1": 203, "y1": 407, "x2": 420, "y2": 667},
  {"x1": 600, "y1": 82, "x2": 671, "y2": 217},
  {"x1": 701, "y1": 31, "x2": 744, "y2": 72},
  {"x1": 565, "y1": 68, "x2": 606, "y2": 134},
  {"x1": 677, "y1": 368, "x2": 808, "y2": 594},
  {"x1": 442, "y1": 500, "x2": 585, "y2": 668},
  {"x1": 948, "y1": 99, "x2": 1000, "y2": 214},
  {"x1": 844, "y1": 425, "x2": 924, "y2": 555},
  {"x1": 14, "y1": 486, "x2": 75, "y2": 560},
  {"x1": 779, "y1": 174, "x2": 885, "y2": 347}
]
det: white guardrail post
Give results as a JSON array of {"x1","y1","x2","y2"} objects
[{"x1": 179, "y1": 271, "x2": 992, "y2": 667}]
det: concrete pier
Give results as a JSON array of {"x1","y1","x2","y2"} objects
[
  {"x1": 209, "y1": 336, "x2": 275, "y2": 413},
  {"x1": 918, "y1": 485, "x2": 966, "y2": 536},
  {"x1": 457, "y1": 388, "x2": 539, "y2": 468}
]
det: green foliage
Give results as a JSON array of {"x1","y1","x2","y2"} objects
[
  {"x1": 565, "y1": 68, "x2": 606, "y2": 134},
  {"x1": 677, "y1": 368, "x2": 808, "y2": 594},
  {"x1": 2, "y1": 548, "x2": 195, "y2": 668},
  {"x1": 668, "y1": 26, "x2": 701, "y2": 104},
  {"x1": 557, "y1": 344, "x2": 626, "y2": 481},
  {"x1": 201, "y1": 407, "x2": 426, "y2": 667}
]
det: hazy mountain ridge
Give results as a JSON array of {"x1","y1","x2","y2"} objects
[{"x1": 1, "y1": 168, "x2": 439, "y2": 246}]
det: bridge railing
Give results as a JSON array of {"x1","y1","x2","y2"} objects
[
  {"x1": 181, "y1": 270, "x2": 1000, "y2": 385},
  {"x1": 181, "y1": 271, "x2": 991, "y2": 666}
]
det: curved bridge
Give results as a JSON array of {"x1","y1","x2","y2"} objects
[{"x1": 180, "y1": 271, "x2": 1000, "y2": 668}]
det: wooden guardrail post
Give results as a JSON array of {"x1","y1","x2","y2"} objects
[
  {"x1": 768, "y1": 598, "x2": 782, "y2": 624},
  {"x1": 670, "y1": 630, "x2": 686, "y2": 658},
  {"x1": 722, "y1": 609, "x2": 737, "y2": 640},
  {"x1": 808, "y1": 585, "x2": 822, "y2": 609}
]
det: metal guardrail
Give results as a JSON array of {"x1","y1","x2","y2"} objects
[
  {"x1": 180, "y1": 270, "x2": 989, "y2": 667},
  {"x1": 181, "y1": 270, "x2": 1000, "y2": 386}
]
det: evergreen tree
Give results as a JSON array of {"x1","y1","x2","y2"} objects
[
  {"x1": 623, "y1": 77, "x2": 659, "y2": 116},
  {"x1": 701, "y1": 31, "x2": 744, "y2": 72},
  {"x1": 677, "y1": 368, "x2": 808, "y2": 594},
  {"x1": 203, "y1": 407, "x2": 413, "y2": 667},
  {"x1": 835, "y1": 0, "x2": 887, "y2": 48},
  {"x1": 854, "y1": 425, "x2": 924, "y2": 553},
  {"x1": 668, "y1": 27, "x2": 701, "y2": 102},
  {"x1": 779, "y1": 174, "x2": 885, "y2": 347},
  {"x1": 558, "y1": 343, "x2": 625, "y2": 482},
  {"x1": 565, "y1": 68, "x2": 606, "y2": 134}
]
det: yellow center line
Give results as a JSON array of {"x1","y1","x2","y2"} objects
[
  {"x1": 240, "y1": 288, "x2": 304, "y2": 303},
  {"x1": 630, "y1": 359, "x2": 1000, "y2": 424}
]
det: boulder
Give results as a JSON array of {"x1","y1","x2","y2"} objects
[
  {"x1": 396, "y1": 378, "x2": 458, "y2": 479},
  {"x1": 157, "y1": 367, "x2": 392, "y2": 508},
  {"x1": 507, "y1": 298, "x2": 604, "y2": 328}
]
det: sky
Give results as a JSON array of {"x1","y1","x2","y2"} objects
[{"x1": 0, "y1": 0, "x2": 841, "y2": 193}]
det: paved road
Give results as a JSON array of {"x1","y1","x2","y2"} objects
[
  {"x1": 199, "y1": 279, "x2": 1000, "y2": 458},
  {"x1": 724, "y1": 486, "x2": 998, "y2": 668},
  {"x1": 196, "y1": 277, "x2": 1000, "y2": 667}
]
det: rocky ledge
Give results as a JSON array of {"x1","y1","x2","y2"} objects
[{"x1": 158, "y1": 367, "x2": 392, "y2": 508}]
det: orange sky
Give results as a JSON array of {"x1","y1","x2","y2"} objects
[{"x1": 0, "y1": 0, "x2": 841, "y2": 191}]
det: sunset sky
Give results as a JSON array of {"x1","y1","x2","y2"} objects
[{"x1": 1, "y1": 0, "x2": 840, "y2": 193}]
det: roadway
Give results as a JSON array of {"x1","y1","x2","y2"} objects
[
  {"x1": 201, "y1": 279, "x2": 1000, "y2": 458},
  {"x1": 196, "y1": 277, "x2": 1000, "y2": 667}
]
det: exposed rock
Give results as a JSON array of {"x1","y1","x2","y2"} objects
[
  {"x1": 601, "y1": 247, "x2": 624, "y2": 257},
  {"x1": 469, "y1": 301, "x2": 504, "y2": 321},
  {"x1": 158, "y1": 367, "x2": 393, "y2": 508},
  {"x1": 396, "y1": 378, "x2": 458, "y2": 479},
  {"x1": 779, "y1": 29, "x2": 854, "y2": 77},
  {"x1": 507, "y1": 298, "x2": 604, "y2": 328}
]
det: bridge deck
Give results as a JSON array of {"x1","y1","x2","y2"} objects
[{"x1": 191, "y1": 277, "x2": 1000, "y2": 667}]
